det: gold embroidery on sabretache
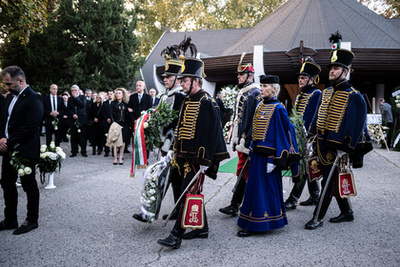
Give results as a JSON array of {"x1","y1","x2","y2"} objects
[{"x1": 252, "y1": 102, "x2": 278, "y2": 141}]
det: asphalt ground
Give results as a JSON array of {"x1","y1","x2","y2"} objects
[{"x1": 0, "y1": 139, "x2": 399, "y2": 267}]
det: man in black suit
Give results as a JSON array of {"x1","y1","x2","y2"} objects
[
  {"x1": 101, "y1": 90, "x2": 113, "y2": 157},
  {"x1": 0, "y1": 66, "x2": 44, "y2": 235},
  {"x1": 128, "y1": 81, "x2": 152, "y2": 123},
  {"x1": 43, "y1": 84, "x2": 64, "y2": 146},
  {"x1": 127, "y1": 81, "x2": 152, "y2": 153},
  {"x1": 149, "y1": 88, "x2": 160, "y2": 108},
  {"x1": 216, "y1": 92, "x2": 229, "y2": 128},
  {"x1": 67, "y1": 85, "x2": 88, "y2": 157}
]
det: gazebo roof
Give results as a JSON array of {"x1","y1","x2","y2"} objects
[
  {"x1": 141, "y1": 28, "x2": 250, "y2": 90},
  {"x1": 223, "y1": 0, "x2": 400, "y2": 55}
]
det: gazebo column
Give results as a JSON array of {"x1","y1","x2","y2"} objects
[{"x1": 253, "y1": 45, "x2": 265, "y2": 84}]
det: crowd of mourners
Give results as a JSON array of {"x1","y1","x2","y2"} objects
[{"x1": 38, "y1": 81, "x2": 160, "y2": 165}]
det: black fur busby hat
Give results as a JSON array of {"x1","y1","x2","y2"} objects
[{"x1": 259, "y1": 75, "x2": 279, "y2": 84}]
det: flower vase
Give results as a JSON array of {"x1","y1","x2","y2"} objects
[{"x1": 45, "y1": 173, "x2": 56, "y2": 189}]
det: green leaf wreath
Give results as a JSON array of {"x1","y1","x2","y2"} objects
[
  {"x1": 144, "y1": 101, "x2": 178, "y2": 151},
  {"x1": 289, "y1": 107, "x2": 307, "y2": 179}
]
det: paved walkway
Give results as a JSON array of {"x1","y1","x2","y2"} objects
[{"x1": 0, "y1": 140, "x2": 399, "y2": 266}]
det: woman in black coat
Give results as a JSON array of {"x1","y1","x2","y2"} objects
[
  {"x1": 109, "y1": 87, "x2": 130, "y2": 165},
  {"x1": 89, "y1": 94, "x2": 105, "y2": 155}
]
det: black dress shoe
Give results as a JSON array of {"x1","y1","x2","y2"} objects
[
  {"x1": 157, "y1": 234, "x2": 182, "y2": 249},
  {"x1": 70, "y1": 153, "x2": 77, "y2": 157},
  {"x1": 219, "y1": 205, "x2": 239, "y2": 216},
  {"x1": 182, "y1": 229, "x2": 209, "y2": 239},
  {"x1": 0, "y1": 220, "x2": 18, "y2": 231},
  {"x1": 92, "y1": 151, "x2": 96, "y2": 155},
  {"x1": 284, "y1": 200, "x2": 297, "y2": 210},
  {"x1": 13, "y1": 220, "x2": 38, "y2": 235},
  {"x1": 237, "y1": 229, "x2": 253, "y2": 237},
  {"x1": 162, "y1": 211, "x2": 179, "y2": 220},
  {"x1": 329, "y1": 213, "x2": 354, "y2": 223},
  {"x1": 300, "y1": 198, "x2": 318, "y2": 206},
  {"x1": 104, "y1": 153, "x2": 109, "y2": 157},
  {"x1": 305, "y1": 218, "x2": 323, "y2": 230},
  {"x1": 81, "y1": 153, "x2": 88, "y2": 157},
  {"x1": 97, "y1": 151, "x2": 102, "y2": 155},
  {"x1": 132, "y1": 213, "x2": 147, "y2": 223}
]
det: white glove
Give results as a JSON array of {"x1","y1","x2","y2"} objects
[
  {"x1": 199, "y1": 165, "x2": 208, "y2": 173},
  {"x1": 337, "y1": 150, "x2": 346, "y2": 158},
  {"x1": 306, "y1": 143, "x2": 312, "y2": 150},
  {"x1": 267, "y1": 163, "x2": 276, "y2": 174}
]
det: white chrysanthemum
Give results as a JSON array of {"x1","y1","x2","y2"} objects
[
  {"x1": 143, "y1": 122, "x2": 149, "y2": 129},
  {"x1": 49, "y1": 152, "x2": 58, "y2": 161},
  {"x1": 50, "y1": 141, "x2": 55, "y2": 149},
  {"x1": 24, "y1": 167, "x2": 32, "y2": 175},
  {"x1": 40, "y1": 145, "x2": 47, "y2": 153},
  {"x1": 150, "y1": 196, "x2": 156, "y2": 201},
  {"x1": 59, "y1": 152, "x2": 66, "y2": 160},
  {"x1": 18, "y1": 169, "x2": 25, "y2": 176},
  {"x1": 56, "y1": 147, "x2": 63, "y2": 153}
]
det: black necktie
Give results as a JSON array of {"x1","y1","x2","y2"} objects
[{"x1": 52, "y1": 96, "x2": 56, "y2": 111}]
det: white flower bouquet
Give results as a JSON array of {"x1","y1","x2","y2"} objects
[
  {"x1": 220, "y1": 85, "x2": 238, "y2": 141},
  {"x1": 37, "y1": 141, "x2": 66, "y2": 183},
  {"x1": 9, "y1": 151, "x2": 32, "y2": 177}
]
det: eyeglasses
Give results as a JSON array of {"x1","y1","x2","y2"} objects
[{"x1": 3, "y1": 83, "x2": 13, "y2": 86}]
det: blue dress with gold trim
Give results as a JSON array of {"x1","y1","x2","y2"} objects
[{"x1": 237, "y1": 97, "x2": 300, "y2": 232}]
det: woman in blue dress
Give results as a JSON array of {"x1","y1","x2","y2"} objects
[{"x1": 237, "y1": 75, "x2": 300, "y2": 237}]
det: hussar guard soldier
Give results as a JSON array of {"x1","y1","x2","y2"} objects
[
  {"x1": 132, "y1": 43, "x2": 186, "y2": 223},
  {"x1": 305, "y1": 42, "x2": 373, "y2": 230},
  {"x1": 157, "y1": 39, "x2": 230, "y2": 249},
  {"x1": 219, "y1": 53, "x2": 261, "y2": 216},
  {"x1": 284, "y1": 57, "x2": 321, "y2": 210}
]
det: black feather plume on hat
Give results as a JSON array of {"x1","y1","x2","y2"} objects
[
  {"x1": 329, "y1": 31, "x2": 342, "y2": 44},
  {"x1": 160, "y1": 45, "x2": 179, "y2": 59},
  {"x1": 178, "y1": 36, "x2": 197, "y2": 58}
]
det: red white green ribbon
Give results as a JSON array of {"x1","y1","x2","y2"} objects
[{"x1": 130, "y1": 109, "x2": 154, "y2": 177}]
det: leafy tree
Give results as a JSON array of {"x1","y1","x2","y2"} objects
[
  {"x1": 130, "y1": 0, "x2": 284, "y2": 56},
  {"x1": 0, "y1": 0, "x2": 143, "y2": 92},
  {"x1": 0, "y1": 0, "x2": 48, "y2": 44},
  {"x1": 360, "y1": 0, "x2": 400, "y2": 18},
  {"x1": 58, "y1": 0, "x2": 143, "y2": 90}
]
